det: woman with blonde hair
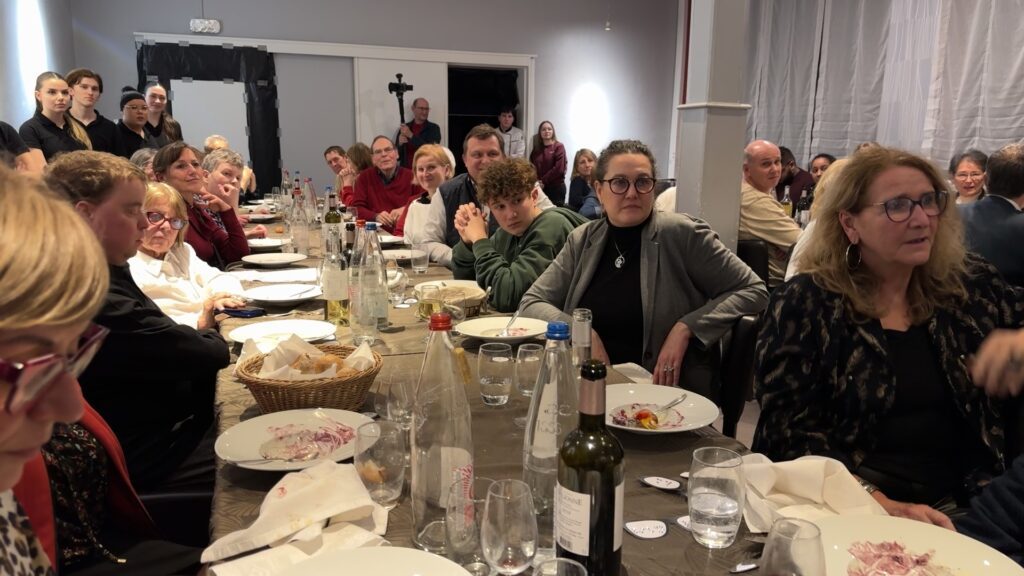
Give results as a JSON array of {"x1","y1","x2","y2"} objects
[
  {"x1": 754, "y1": 146, "x2": 1024, "y2": 529},
  {"x1": 128, "y1": 182, "x2": 246, "y2": 329},
  {"x1": 19, "y1": 71, "x2": 92, "y2": 165},
  {"x1": 568, "y1": 148, "x2": 597, "y2": 213},
  {"x1": 397, "y1": 143, "x2": 454, "y2": 241},
  {"x1": 784, "y1": 157, "x2": 849, "y2": 280}
]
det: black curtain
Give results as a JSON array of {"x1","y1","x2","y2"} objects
[
  {"x1": 137, "y1": 43, "x2": 280, "y2": 197},
  {"x1": 447, "y1": 67, "x2": 520, "y2": 174}
]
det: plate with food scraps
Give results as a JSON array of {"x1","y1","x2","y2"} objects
[
  {"x1": 242, "y1": 252, "x2": 307, "y2": 268},
  {"x1": 605, "y1": 384, "x2": 718, "y2": 434},
  {"x1": 815, "y1": 515, "x2": 1023, "y2": 575},
  {"x1": 227, "y1": 319, "x2": 336, "y2": 348},
  {"x1": 215, "y1": 408, "x2": 372, "y2": 471},
  {"x1": 454, "y1": 316, "x2": 548, "y2": 344},
  {"x1": 382, "y1": 249, "x2": 425, "y2": 262}
]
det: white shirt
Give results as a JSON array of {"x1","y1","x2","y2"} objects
[{"x1": 128, "y1": 243, "x2": 245, "y2": 328}]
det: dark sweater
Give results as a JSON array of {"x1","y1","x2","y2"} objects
[
  {"x1": 19, "y1": 112, "x2": 87, "y2": 161},
  {"x1": 351, "y1": 167, "x2": 421, "y2": 233},
  {"x1": 957, "y1": 454, "x2": 1024, "y2": 565},
  {"x1": 530, "y1": 143, "x2": 567, "y2": 205},
  {"x1": 73, "y1": 113, "x2": 118, "y2": 154}
]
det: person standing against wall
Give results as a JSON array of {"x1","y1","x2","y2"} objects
[{"x1": 530, "y1": 120, "x2": 567, "y2": 206}]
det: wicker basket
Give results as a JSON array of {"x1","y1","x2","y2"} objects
[{"x1": 235, "y1": 343, "x2": 383, "y2": 413}]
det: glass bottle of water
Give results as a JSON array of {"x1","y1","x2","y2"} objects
[
  {"x1": 571, "y1": 308, "x2": 592, "y2": 369},
  {"x1": 351, "y1": 222, "x2": 387, "y2": 344},
  {"x1": 288, "y1": 186, "x2": 309, "y2": 255},
  {"x1": 522, "y1": 321, "x2": 578, "y2": 554},
  {"x1": 411, "y1": 312, "x2": 474, "y2": 554}
]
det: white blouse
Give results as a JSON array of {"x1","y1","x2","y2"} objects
[{"x1": 128, "y1": 243, "x2": 245, "y2": 328}]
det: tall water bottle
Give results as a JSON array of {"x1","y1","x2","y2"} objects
[
  {"x1": 362, "y1": 222, "x2": 390, "y2": 330},
  {"x1": 351, "y1": 222, "x2": 387, "y2": 344},
  {"x1": 411, "y1": 312, "x2": 474, "y2": 554},
  {"x1": 288, "y1": 186, "x2": 309, "y2": 255},
  {"x1": 571, "y1": 308, "x2": 592, "y2": 369},
  {"x1": 303, "y1": 177, "x2": 319, "y2": 223},
  {"x1": 523, "y1": 321, "x2": 578, "y2": 554}
]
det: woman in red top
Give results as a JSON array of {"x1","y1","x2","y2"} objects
[
  {"x1": 529, "y1": 120, "x2": 567, "y2": 206},
  {"x1": 153, "y1": 142, "x2": 249, "y2": 269}
]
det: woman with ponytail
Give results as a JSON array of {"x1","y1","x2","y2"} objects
[
  {"x1": 143, "y1": 82, "x2": 183, "y2": 146},
  {"x1": 19, "y1": 72, "x2": 91, "y2": 165}
]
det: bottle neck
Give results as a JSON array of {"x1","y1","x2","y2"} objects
[{"x1": 578, "y1": 376, "x2": 605, "y2": 421}]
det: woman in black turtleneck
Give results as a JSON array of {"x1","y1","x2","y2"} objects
[{"x1": 520, "y1": 139, "x2": 768, "y2": 396}]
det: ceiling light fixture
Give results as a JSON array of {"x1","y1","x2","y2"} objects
[{"x1": 604, "y1": 0, "x2": 612, "y2": 31}]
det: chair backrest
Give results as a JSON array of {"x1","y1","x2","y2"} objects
[
  {"x1": 719, "y1": 314, "x2": 760, "y2": 439},
  {"x1": 736, "y1": 239, "x2": 770, "y2": 284}
]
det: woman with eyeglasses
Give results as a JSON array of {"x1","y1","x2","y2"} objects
[
  {"x1": 128, "y1": 183, "x2": 246, "y2": 330},
  {"x1": 949, "y1": 149, "x2": 988, "y2": 204},
  {"x1": 754, "y1": 146, "x2": 1024, "y2": 530},
  {"x1": 153, "y1": 141, "x2": 250, "y2": 269},
  {"x1": 521, "y1": 140, "x2": 768, "y2": 397}
]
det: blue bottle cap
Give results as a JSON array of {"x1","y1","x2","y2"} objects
[
  {"x1": 365, "y1": 222, "x2": 378, "y2": 231},
  {"x1": 546, "y1": 321, "x2": 570, "y2": 340}
]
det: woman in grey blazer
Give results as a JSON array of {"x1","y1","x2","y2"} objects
[{"x1": 520, "y1": 140, "x2": 768, "y2": 394}]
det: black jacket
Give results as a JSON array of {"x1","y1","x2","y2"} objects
[
  {"x1": 960, "y1": 195, "x2": 1024, "y2": 286},
  {"x1": 438, "y1": 173, "x2": 501, "y2": 247}
]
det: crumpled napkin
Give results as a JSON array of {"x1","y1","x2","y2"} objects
[
  {"x1": 344, "y1": 341, "x2": 375, "y2": 371},
  {"x1": 741, "y1": 453, "x2": 888, "y2": 533},
  {"x1": 259, "y1": 336, "x2": 338, "y2": 380},
  {"x1": 202, "y1": 461, "x2": 384, "y2": 564}
]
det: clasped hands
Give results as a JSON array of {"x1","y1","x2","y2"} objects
[{"x1": 454, "y1": 203, "x2": 489, "y2": 244}]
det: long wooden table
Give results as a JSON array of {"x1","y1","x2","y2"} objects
[{"x1": 211, "y1": 256, "x2": 761, "y2": 575}]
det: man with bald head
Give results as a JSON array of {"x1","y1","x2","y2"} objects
[{"x1": 738, "y1": 139, "x2": 802, "y2": 287}]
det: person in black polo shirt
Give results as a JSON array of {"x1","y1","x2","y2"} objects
[
  {"x1": 19, "y1": 71, "x2": 91, "y2": 165},
  {"x1": 144, "y1": 82, "x2": 183, "y2": 147},
  {"x1": 113, "y1": 87, "x2": 157, "y2": 159},
  {"x1": 66, "y1": 67, "x2": 118, "y2": 154},
  {"x1": 0, "y1": 120, "x2": 40, "y2": 172}
]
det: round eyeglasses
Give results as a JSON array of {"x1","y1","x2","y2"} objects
[
  {"x1": 597, "y1": 176, "x2": 657, "y2": 195},
  {"x1": 145, "y1": 211, "x2": 186, "y2": 230},
  {"x1": 868, "y1": 190, "x2": 948, "y2": 223}
]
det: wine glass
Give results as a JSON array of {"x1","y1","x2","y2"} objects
[
  {"x1": 534, "y1": 558, "x2": 587, "y2": 576},
  {"x1": 513, "y1": 343, "x2": 543, "y2": 428},
  {"x1": 481, "y1": 479, "x2": 537, "y2": 575},
  {"x1": 760, "y1": 518, "x2": 825, "y2": 576},
  {"x1": 354, "y1": 421, "x2": 405, "y2": 510},
  {"x1": 418, "y1": 285, "x2": 441, "y2": 321},
  {"x1": 386, "y1": 366, "x2": 416, "y2": 431}
]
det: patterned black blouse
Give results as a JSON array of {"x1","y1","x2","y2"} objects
[
  {"x1": 753, "y1": 256, "x2": 1024, "y2": 494},
  {"x1": 0, "y1": 490, "x2": 53, "y2": 575}
]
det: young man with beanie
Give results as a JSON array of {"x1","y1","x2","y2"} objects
[{"x1": 113, "y1": 86, "x2": 158, "y2": 159}]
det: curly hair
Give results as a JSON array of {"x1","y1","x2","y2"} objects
[
  {"x1": 477, "y1": 158, "x2": 538, "y2": 206},
  {"x1": 799, "y1": 146, "x2": 967, "y2": 324}
]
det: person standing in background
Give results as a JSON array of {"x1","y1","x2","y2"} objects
[
  {"x1": 496, "y1": 106, "x2": 526, "y2": 158},
  {"x1": 20, "y1": 71, "x2": 91, "y2": 165},
  {"x1": 113, "y1": 87, "x2": 157, "y2": 159},
  {"x1": 568, "y1": 148, "x2": 597, "y2": 212},
  {"x1": 66, "y1": 68, "x2": 118, "y2": 154},
  {"x1": 144, "y1": 82, "x2": 183, "y2": 147},
  {"x1": 530, "y1": 120, "x2": 567, "y2": 206},
  {"x1": 396, "y1": 97, "x2": 441, "y2": 169}
]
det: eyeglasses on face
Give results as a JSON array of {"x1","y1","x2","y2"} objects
[
  {"x1": 0, "y1": 324, "x2": 108, "y2": 414},
  {"x1": 145, "y1": 211, "x2": 186, "y2": 230},
  {"x1": 125, "y1": 105, "x2": 149, "y2": 112},
  {"x1": 868, "y1": 190, "x2": 948, "y2": 223},
  {"x1": 372, "y1": 146, "x2": 396, "y2": 156},
  {"x1": 597, "y1": 176, "x2": 657, "y2": 195},
  {"x1": 954, "y1": 172, "x2": 984, "y2": 181}
]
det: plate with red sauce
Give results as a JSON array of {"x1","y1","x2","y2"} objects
[{"x1": 605, "y1": 384, "x2": 718, "y2": 434}]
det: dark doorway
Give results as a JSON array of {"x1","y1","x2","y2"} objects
[{"x1": 447, "y1": 67, "x2": 520, "y2": 174}]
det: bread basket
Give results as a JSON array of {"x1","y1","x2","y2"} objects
[
  {"x1": 235, "y1": 343, "x2": 383, "y2": 413},
  {"x1": 414, "y1": 281, "x2": 488, "y2": 318}
]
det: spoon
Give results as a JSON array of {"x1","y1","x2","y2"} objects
[
  {"x1": 481, "y1": 285, "x2": 493, "y2": 313},
  {"x1": 498, "y1": 309, "x2": 521, "y2": 337}
]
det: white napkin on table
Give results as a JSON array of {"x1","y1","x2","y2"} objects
[
  {"x1": 344, "y1": 341, "x2": 376, "y2": 371},
  {"x1": 612, "y1": 362, "x2": 653, "y2": 384},
  {"x1": 202, "y1": 461, "x2": 383, "y2": 564},
  {"x1": 741, "y1": 453, "x2": 888, "y2": 533}
]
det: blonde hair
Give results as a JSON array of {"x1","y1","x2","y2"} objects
[
  {"x1": 144, "y1": 182, "x2": 189, "y2": 246},
  {"x1": 800, "y1": 146, "x2": 967, "y2": 324},
  {"x1": 808, "y1": 157, "x2": 850, "y2": 220},
  {"x1": 34, "y1": 71, "x2": 92, "y2": 150},
  {"x1": 0, "y1": 166, "x2": 108, "y2": 330},
  {"x1": 412, "y1": 144, "x2": 453, "y2": 175},
  {"x1": 571, "y1": 148, "x2": 597, "y2": 180}
]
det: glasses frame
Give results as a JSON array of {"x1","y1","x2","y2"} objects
[
  {"x1": 597, "y1": 176, "x2": 657, "y2": 195},
  {"x1": 867, "y1": 190, "x2": 948, "y2": 223},
  {"x1": 0, "y1": 324, "x2": 109, "y2": 414},
  {"x1": 145, "y1": 211, "x2": 186, "y2": 230},
  {"x1": 954, "y1": 171, "x2": 985, "y2": 181},
  {"x1": 124, "y1": 104, "x2": 150, "y2": 112}
]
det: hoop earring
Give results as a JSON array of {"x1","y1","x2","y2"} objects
[{"x1": 845, "y1": 243, "x2": 862, "y2": 270}]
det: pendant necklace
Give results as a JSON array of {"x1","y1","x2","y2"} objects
[{"x1": 612, "y1": 238, "x2": 627, "y2": 269}]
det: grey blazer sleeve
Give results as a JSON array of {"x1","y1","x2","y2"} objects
[{"x1": 518, "y1": 228, "x2": 583, "y2": 324}]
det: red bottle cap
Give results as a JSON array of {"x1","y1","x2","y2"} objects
[
  {"x1": 356, "y1": 219, "x2": 366, "y2": 227},
  {"x1": 429, "y1": 312, "x2": 452, "y2": 331}
]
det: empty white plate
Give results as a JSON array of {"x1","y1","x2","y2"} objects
[
  {"x1": 278, "y1": 547, "x2": 471, "y2": 576},
  {"x1": 227, "y1": 319, "x2": 336, "y2": 346},
  {"x1": 378, "y1": 234, "x2": 404, "y2": 245},
  {"x1": 242, "y1": 253, "x2": 307, "y2": 268},
  {"x1": 247, "y1": 238, "x2": 291, "y2": 250},
  {"x1": 242, "y1": 283, "x2": 322, "y2": 306},
  {"x1": 247, "y1": 213, "x2": 279, "y2": 222}
]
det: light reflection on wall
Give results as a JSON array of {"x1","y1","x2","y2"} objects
[
  {"x1": 15, "y1": 0, "x2": 50, "y2": 119},
  {"x1": 568, "y1": 83, "x2": 611, "y2": 153}
]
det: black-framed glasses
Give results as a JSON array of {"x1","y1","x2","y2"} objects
[
  {"x1": 0, "y1": 324, "x2": 108, "y2": 414},
  {"x1": 598, "y1": 176, "x2": 657, "y2": 195},
  {"x1": 868, "y1": 190, "x2": 948, "y2": 223},
  {"x1": 145, "y1": 211, "x2": 186, "y2": 230}
]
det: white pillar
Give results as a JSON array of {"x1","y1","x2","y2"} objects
[{"x1": 673, "y1": 0, "x2": 750, "y2": 250}]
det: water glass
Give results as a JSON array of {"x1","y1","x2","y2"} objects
[
  {"x1": 387, "y1": 266, "x2": 408, "y2": 306},
  {"x1": 481, "y1": 479, "x2": 538, "y2": 575},
  {"x1": 412, "y1": 242, "x2": 430, "y2": 273},
  {"x1": 479, "y1": 343, "x2": 513, "y2": 406},
  {"x1": 760, "y1": 518, "x2": 825, "y2": 576},
  {"x1": 385, "y1": 366, "x2": 416, "y2": 431},
  {"x1": 688, "y1": 447, "x2": 745, "y2": 549},
  {"x1": 515, "y1": 344, "x2": 544, "y2": 398},
  {"x1": 534, "y1": 558, "x2": 587, "y2": 576},
  {"x1": 354, "y1": 421, "x2": 405, "y2": 510},
  {"x1": 446, "y1": 476, "x2": 495, "y2": 576}
]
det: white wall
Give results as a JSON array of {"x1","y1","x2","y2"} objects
[
  {"x1": 172, "y1": 80, "x2": 250, "y2": 161},
  {"x1": 353, "y1": 58, "x2": 447, "y2": 146},
  {"x1": 67, "y1": 0, "x2": 679, "y2": 173},
  {"x1": 1, "y1": 0, "x2": 76, "y2": 125}
]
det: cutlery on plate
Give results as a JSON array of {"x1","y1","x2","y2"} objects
[
  {"x1": 498, "y1": 309, "x2": 521, "y2": 337},
  {"x1": 655, "y1": 392, "x2": 687, "y2": 417},
  {"x1": 729, "y1": 562, "x2": 758, "y2": 574},
  {"x1": 285, "y1": 285, "x2": 317, "y2": 299},
  {"x1": 481, "y1": 285, "x2": 493, "y2": 313}
]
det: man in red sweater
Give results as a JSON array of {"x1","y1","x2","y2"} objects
[{"x1": 352, "y1": 135, "x2": 421, "y2": 233}]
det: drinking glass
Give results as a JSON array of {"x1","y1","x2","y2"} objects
[
  {"x1": 387, "y1": 265, "x2": 408, "y2": 306},
  {"x1": 270, "y1": 186, "x2": 281, "y2": 211},
  {"x1": 417, "y1": 285, "x2": 441, "y2": 321},
  {"x1": 534, "y1": 558, "x2": 587, "y2": 576},
  {"x1": 513, "y1": 343, "x2": 543, "y2": 428},
  {"x1": 412, "y1": 242, "x2": 430, "y2": 273},
  {"x1": 446, "y1": 476, "x2": 495, "y2": 576},
  {"x1": 760, "y1": 518, "x2": 825, "y2": 576},
  {"x1": 442, "y1": 288, "x2": 467, "y2": 323},
  {"x1": 385, "y1": 366, "x2": 416, "y2": 431},
  {"x1": 688, "y1": 447, "x2": 745, "y2": 549},
  {"x1": 354, "y1": 421, "x2": 405, "y2": 510},
  {"x1": 479, "y1": 343, "x2": 513, "y2": 406},
  {"x1": 481, "y1": 479, "x2": 537, "y2": 575}
]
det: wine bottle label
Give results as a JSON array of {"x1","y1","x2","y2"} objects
[{"x1": 554, "y1": 482, "x2": 590, "y2": 556}]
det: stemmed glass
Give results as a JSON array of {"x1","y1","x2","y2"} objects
[
  {"x1": 481, "y1": 479, "x2": 538, "y2": 575},
  {"x1": 385, "y1": 366, "x2": 416, "y2": 432},
  {"x1": 354, "y1": 421, "x2": 406, "y2": 510},
  {"x1": 513, "y1": 343, "x2": 543, "y2": 428},
  {"x1": 760, "y1": 518, "x2": 825, "y2": 575}
]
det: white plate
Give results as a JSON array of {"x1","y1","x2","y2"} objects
[
  {"x1": 455, "y1": 316, "x2": 547, "y2": 343},
  {"x1": 816, "y1": 515, "x2": 1023, "y2": 575},
  {"x1": 247, "y1": 237, "x2": 291, "y2": 250},
  {"x1": 227, "y1": 319, "x2": 336, "y2": 347},
  {"x1": 247, "y1": 213, "x2": 279, "y2": 222},
  {"x1": 243, "y1": 283, "x2": 323, "y2": 306},
  {"x1": 278, "y1": 546, "x2": 471, "y2": 576},
  {"x1": 215, "y1": 408, "x2": 371, "y2": 471},
  {"x1": 245, "y1": 199, "x2": 268, "y2": 205},
  {"x1": 382, "y1": 248, "x2": 425, "y2": 262},
  {"x1": 378, "y1": 234, "x2": 404, "y2": 245},
  {"x1": 242, "y1": 253, "x2": 307, "y2": 268},
  {"x1": 604, "y1": 384, "x2": 719, "y2": 434}
]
